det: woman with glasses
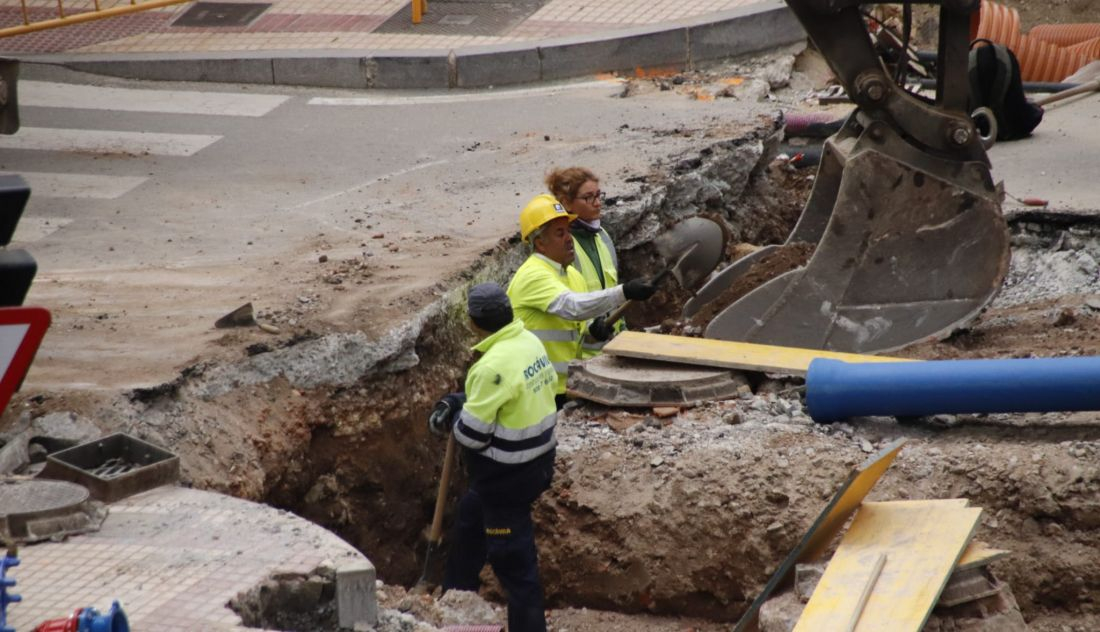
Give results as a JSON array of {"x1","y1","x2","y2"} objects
[{"x1": 545, "y1": 166, "x2": 625, "y2": 357}]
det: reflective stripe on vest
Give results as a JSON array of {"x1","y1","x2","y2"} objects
[
  {"x1": 454, "y1": 320, "x2": 559, "y2": 466},
  {"x1": 507, "y1": 255, "x2": 589, "y2": 394}
]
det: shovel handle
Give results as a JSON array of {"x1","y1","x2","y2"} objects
[
  {"x1": 427, "y1": 432, "x2": 457, "y2": 544},
  {"x1": 602, "y1": 263, "x2": 675, "y2": 325},
  {"x1": 1035, "y1": 78, "x2": 1100, "y2": 107}
]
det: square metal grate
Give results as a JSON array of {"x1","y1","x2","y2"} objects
[
  {"x1": 375, "y1": 0, "x2": 546, "y2": 37},
  {"x1": 172, "y1": 2, "x2": 272, "y2": 27}
]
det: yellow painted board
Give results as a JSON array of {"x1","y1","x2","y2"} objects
[
  {"x1": 604, "y1": 331, "x2": 910, "y2": 376},
  {"x1": 733, "y1": 439, "x2": 907, "y2": 632},
  {"x1": 795, "y1": 501, "x2": 983, "y2": 632},
  {"x1": 957, "y1": 541, "x2": 1010, "y2": 571}
]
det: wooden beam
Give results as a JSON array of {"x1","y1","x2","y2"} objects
[{"x1": 604, "y1": 331, "x2": 910, "y2": 377}]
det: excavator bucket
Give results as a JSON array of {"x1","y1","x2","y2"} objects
[
  {"x1": 653, "y1": 216, "x2": 726, "y2": 290},
  {"x1": 691, "y1": 0, "x2": 1012, "y2": 354}
]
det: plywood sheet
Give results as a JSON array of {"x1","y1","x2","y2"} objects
[
  {"x1": 957, "y1": 541, "x2": 1010, "y2": 571},
  {"x1": 794, "y1": 500, "x2": 982, "y2": 632},
  {"x1": 604, "y1": 332, "x2": 908, "y2": 376},
  {"x1": 733, "y1": 439, "x2": 907, "y2": 632}
]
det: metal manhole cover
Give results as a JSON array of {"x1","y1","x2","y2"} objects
[
  {"x1": 172, "y1": 2, "x2": 272, "y2": 27},
  {"x1": 568, "y1": 355, "x2": 749, "y2": 407},
  {"x1": 0, "y1": 478, "x2": 106, "y2": 543},
  {"x1": 0, "y1": 478, "x2": 88, "y2": 514},
  {"x1": 375, "y1": 0, "x2": 546, "y2": 37}
]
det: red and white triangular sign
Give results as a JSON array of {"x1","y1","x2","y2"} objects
[{"x1": 0, "y1": 306, "x2": 50, "y2": 417}]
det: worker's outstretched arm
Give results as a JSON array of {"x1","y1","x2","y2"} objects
[
  {"x1": 546, "y1": 277, "x2": 658, "y2": 320},
  {"x1": 546, "y1": 285, "x2": 625, "y2": 321}
]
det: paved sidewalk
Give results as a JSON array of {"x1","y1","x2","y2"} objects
[
  {"x1": 6, "y1": 485, "x2": 372, "y2": 631},
  {"x1": 1, "y1": 0, "x2": 765, "y2": 55}
]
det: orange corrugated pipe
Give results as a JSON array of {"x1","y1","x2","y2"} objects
[
  {"x1": 1029, "y1": 24, "x2": 1100, "y2": 48},
  {"x1": 1066, "y1": 37, "x2": 1100, "y2": 60},
  {"x1": 972, "y1": 0, "x2": 1095, "y2": 82}
]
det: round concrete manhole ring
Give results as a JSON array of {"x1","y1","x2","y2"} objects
[
  {"x1": 0, "y1": 478, "x2": 104, "y2": 542},
  {"x1": 568, "y1": 354, "x2": 748, "y2": 407}
]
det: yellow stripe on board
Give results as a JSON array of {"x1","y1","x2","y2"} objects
[
  {"x1": 604, "y1": 331, "x2": 911, "y2": 376},
  {"x1": 795, "y1": 500, "x2": 982, "y2": 632}
]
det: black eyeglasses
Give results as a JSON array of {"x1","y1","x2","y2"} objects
[{"x1": 577, "y1": 190, "x2": 605, "y2": 204}]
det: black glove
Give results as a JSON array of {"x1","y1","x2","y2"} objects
[
  {"x1": 588, "y1": 316, "x2": 614, "y2": 342},
  {"x1": 428, "y1": 392, "x2": 466, "y2": 437},
  {"x1": 623, "y1": 277, "x2": 658, "y2": 301}
]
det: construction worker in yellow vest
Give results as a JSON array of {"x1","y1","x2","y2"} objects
[
  {"x1": 507, "y1": 194, "x2": 658, "y2": 407},
  {"x1": 546, "y1": 166, "x2": 626, "y2": 358},
  {"x1": 430, "y1": 282, "x2": 558, "y2": 632}
]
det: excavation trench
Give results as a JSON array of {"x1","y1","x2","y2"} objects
[{"x1": 60, "y1": 119, "x2": 1100, "y2": 628}]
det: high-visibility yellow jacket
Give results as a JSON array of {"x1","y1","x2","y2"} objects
[
  {"x1": 507, "y1": 253, "x2": 626, "y2": 394},
  {"x1": 452, "y1": 318, "x2": 558, "y2": 465},
  {"x1": 572, "y1": 227, "x2": 626, "y2": 358}
]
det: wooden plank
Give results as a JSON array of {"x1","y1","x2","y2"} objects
[
  {"x1": 604, "y1": 332, "x2": 909, "y2": 376},
  {"x1": 794, "y1": 501, "x2": 982, "y2": 632},
  {"x1": 844, "y1": 553, "x2": 887, "y2": 632},
  {"x1": 956, "y1": 541, "x2": 1010, "y2": 572},
  {"x1": 733, "y1": 438, "x2": 907, "y2": 632}
]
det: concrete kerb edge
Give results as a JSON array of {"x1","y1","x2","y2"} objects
[{"x1": 18, "y1": 2, "x2": 805, "y2": 89}]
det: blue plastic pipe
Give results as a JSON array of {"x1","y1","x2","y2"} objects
[{"x1": 806, "y1": 357, "x2": 1100, "y2": 424}]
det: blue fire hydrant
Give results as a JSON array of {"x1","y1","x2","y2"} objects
[{"x1": 1, "y1": 549, "x2": 20, "y2": 632}]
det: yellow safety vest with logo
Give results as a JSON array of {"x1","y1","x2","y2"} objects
[
  {"x1": 507, "y1": 253, "x2": 589, "y2": 394},
  {"x1": 572, "y1": 227, "x2": 626, "y2": 358},
  {"x1": 453, "y1": 318, "x2": 558, "y2": 465}
]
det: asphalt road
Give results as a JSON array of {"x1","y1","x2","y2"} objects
[{"x1": 6, "y1": 63, "x2": 773, "y2": 390}]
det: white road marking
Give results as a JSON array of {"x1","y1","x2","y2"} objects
[
  {"x1": 0, "y1": 127, "x2": 222, "y2": 157},
  {"x1": 307, "y1": 79, "x2": 624, "y2": 106},
  {"x1": 8, "y1": 217, "x2": 74, "y2": 243},
  {"x1": 291, "y1": 158, "x2": 453, "y2": 211},
  {"x1": 11, "y1": 171, "x2": 148, "y2": 199},
  {"x1": 21, "y1": 81, "x2": 290, "y2": 117}
]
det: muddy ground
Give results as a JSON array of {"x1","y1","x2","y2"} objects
[{"x1": 6, "y1": 3, "x2": 1100, "y2": 630}]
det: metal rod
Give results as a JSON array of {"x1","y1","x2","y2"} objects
[{"x1": 0, "y1": 0, "x2": 188, "y2": 38}]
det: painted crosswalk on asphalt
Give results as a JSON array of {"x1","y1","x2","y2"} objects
[
  {"x1": 0, "y1": 127, "x2": 222, "y2": 157},
  {"x1": 20, "y1": 81, "x2": 290, "y2": 117},
  {"x1": 1, "y1": 81, "x2": 290, "y2": 201},
  {"x1": 7, "y1": 171, "x2": 148, "y2": 199}
]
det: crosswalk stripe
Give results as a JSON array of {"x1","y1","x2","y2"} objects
[
  {"x1": 0, "y1": 127, "x2": 222, "y2": 157},
  {"x1": 21, "y1": 81, "x2": 290, "y2": 118},
  {"x1": 9, "y1": 217, "x2": 73, "y2": 243},
  {"x1": 10, "y1": 171, "x2": 148, "y2": 199}
]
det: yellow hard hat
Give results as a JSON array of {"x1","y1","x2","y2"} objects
[{"x1": 519, "y1": 194, "x2": 577, "y2": 242}]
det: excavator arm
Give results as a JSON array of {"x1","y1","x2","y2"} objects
[{"x1": 693, "y1": 0, "x2": 1009, "y2": 353}]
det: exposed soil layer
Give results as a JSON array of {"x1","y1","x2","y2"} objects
[{"x1": 10, "y1": 16, "x2": 1100, "y2": 630}]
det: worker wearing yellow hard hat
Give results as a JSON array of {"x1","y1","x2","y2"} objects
[
  {"x1": 545, "y1": 166, "x2": 626, "y2": 359},
  {"x1": 507, "y1": 193, "x2": 658, "y2": 407}
]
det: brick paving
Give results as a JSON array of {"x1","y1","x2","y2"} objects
[
  {"x1": 5, "y1": 485, "x2": 368, "y2": 631},
  {"x1": 0, "y1": 0, "x2": 764, "y2": 54}
]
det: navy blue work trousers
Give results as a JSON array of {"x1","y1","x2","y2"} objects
[{"x1": 443, "y1": 488, "x2": 546, "y2": 632}]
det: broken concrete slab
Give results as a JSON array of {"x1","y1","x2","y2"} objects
[{"x1": 29, "y1": 411, "x2": 102, "y2": 451}]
